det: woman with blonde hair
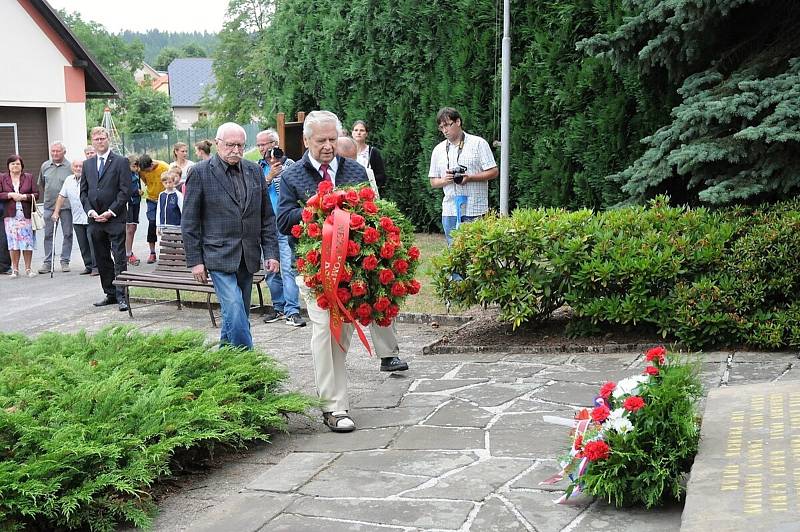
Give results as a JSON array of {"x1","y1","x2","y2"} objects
[{"x1": 170, "y1": 142, "x2": 194, "y2": 185}]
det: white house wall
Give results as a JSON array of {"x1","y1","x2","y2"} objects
[{"x1": 46, "y1": 104, "x2": 87, "y2": 160}]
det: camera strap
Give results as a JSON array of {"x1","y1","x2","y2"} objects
[{"x1": 446, "y1": 133, "x2": 465, "y2": 170}]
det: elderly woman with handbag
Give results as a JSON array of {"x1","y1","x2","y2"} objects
[{"x1": 0, "y1": 155, "x2": 40, "y2": 278}]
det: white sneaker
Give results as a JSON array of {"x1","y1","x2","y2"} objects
[
  {"x1": 26, "y1": 269, "x2": 37, "y2": 278},
  {"x1": 9, "y1": 270, "x2": 18, "y2": 278}
]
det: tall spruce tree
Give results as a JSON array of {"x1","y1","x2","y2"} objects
[{"x1": 582, "y1": 0, "x2": 800, "y2": 205}]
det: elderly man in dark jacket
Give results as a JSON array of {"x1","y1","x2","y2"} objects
[
  {"x1": 182, "y1": 122, "x2": 280, "y2": 349},
  {"x1": 277, "y1": 110, "x2": 408, "y2": 433}
]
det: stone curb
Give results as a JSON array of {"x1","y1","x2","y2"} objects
[{"x1": 129, "y1": 297, "x2": 473, "y2": 326}]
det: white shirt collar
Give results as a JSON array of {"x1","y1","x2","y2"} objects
[{"x1": 307, "y1": 152, "x2": 339, "y2": 175}]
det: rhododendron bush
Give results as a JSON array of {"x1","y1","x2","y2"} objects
[
  {"x1": 292, "y1": 182, "x2": 420, "y2": 331},
  {"x1": 542, "y1": 346, "x2": 702, "y2": 508}
]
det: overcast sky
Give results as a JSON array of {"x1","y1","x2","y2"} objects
[{"x1": 47, "y1": 0, "x2": 230, "y2": 34}]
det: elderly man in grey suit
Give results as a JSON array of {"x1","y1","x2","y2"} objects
[{"x1": 182, "y1": 122, "x2": 280, "y2": 349}]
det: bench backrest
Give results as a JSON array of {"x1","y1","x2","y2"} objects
[{"x1": 157, "y1": 229, "x2": 191, "y2": 273}]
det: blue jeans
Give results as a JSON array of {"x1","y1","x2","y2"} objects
[
  {"x1": 266, "y1": 233, "x2": 301, "y2": 316},
  {"x1": 442, "y1": 215, "x2": 482, "y2": 246},
  {"x1": 209, "y1": 261, "x2": 254, "y2": 349}
]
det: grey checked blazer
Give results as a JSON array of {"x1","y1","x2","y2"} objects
[
  {"x1": 277, "y1": 152, "x2": 368, "y2": 238},
  {"x1": 182, "y1": 154, "x2": 278, "y2": 274}
]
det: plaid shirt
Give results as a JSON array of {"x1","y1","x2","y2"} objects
[{"x1": 428, "y1": 132, "x2": 496, "y2": 216}]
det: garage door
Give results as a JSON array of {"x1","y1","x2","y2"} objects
[{"x1": 0, "y1": 107, "x2": 48, "y2": 172}]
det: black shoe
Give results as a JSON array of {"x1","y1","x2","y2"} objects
[
  {"x1": 119, "y1": 300, "x2": 129, "y2": 312},
  {"x1": 263, "y1": 309, "x2": 284, "y2": 323},
  {"x1": 380, "y1": 356, "x2": 409, "y2": 372},
  {"x1": 93, "y1": 296, "x2": 118, "y2": 307},
  {"x1": 0, "y1": 268, "x2": 11, "y2": 275},
  {"x1": 286, "y1": 313, "x2": 306, "y2": 327},
  {"x1": 80, "y1": 268, "x2": 92, "y2": 275}
]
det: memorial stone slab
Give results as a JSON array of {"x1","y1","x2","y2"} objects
[{"x1": 681, "y1": 380, "x2": 800, "y2": 531}]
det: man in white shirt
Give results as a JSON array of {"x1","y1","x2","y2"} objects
[
  {"x1": 428, "y1": 107, "x2": 498, "y2": 245},
  {"x1": 52, "y1": 160, "x2": 95, "y2": 275}
]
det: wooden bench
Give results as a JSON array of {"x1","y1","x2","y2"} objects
[{"x1": 113, "y1": 229, "x2": 265, "y2": 326}]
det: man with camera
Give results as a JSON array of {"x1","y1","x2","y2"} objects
[
  {"x1": 256, "y1": 129, "x2": 306, "y2": 328},
  {"x1": 428, "y1": 107, "x2": 498, "y2": 245}
]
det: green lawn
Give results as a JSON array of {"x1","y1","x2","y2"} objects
[{"x1": 129, "y1": 232, "x2": 451, "y2": 315}]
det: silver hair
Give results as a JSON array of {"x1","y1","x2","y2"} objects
[
  {"x1": 336, "y1": 135, "x2": 357, "y2": 154},
  {"x1": 216, "y1": 122, "x2": 247, "y2": 141},
  {"x1": 303, "y1": 110, "x2": 342, "y2": 138},
  {"x1": 257, "y1": 128, "x2": 280, "y2": 144},
  {"x1": 50, "y1": 140, "x2": 66, "y2": 150}
]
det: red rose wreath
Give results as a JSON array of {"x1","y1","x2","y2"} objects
[{"x1": 292, "y1": 182, "x2": 421, "y2": 353}]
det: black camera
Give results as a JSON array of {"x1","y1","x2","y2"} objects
[
  {"x1": 451, "y1": 164, "x2": 468, "y2": 184},
  {"x1": 269, "y1": 146, "x2": 284, "y2": 160}
]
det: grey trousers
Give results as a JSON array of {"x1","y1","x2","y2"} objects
[{"x1": 43, "y1": 207, "x2": 73, "y2": 265}]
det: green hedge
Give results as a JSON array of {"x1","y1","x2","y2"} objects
[
  {"x1": 435, "y1": 198, "x2": 800, "y2": 349},
  {"x1": 0, "y1": 327, "x2": 316, "y2": 531}
]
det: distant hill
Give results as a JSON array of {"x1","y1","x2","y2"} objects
[{"x1": 119, "y1": 30, "x2": 218, "y2": 66}]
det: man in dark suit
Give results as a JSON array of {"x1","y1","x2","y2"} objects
[
  {"x1": 80, "y1": 126, "x2": 130, "y2": 311},
  {"x1": 182, "y1": 122, "x2": 280, "y2": 349},
  {"x1": 277, "y1": 111, "x2": 408, "y2": 433}
]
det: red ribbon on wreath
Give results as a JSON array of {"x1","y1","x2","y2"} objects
[{"x1": 320, "y1": 207, "x2": 372, "y2": 356}]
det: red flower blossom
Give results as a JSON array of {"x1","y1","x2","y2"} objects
[
  {"x1": 349, "y1": 213, "x2": 365, "y2": 230},
  {"x1": 623, "y1": 396, "x2": 646, "y2": 412},
  {"x1": 393, "y1": 259, "x2": 409, "y2": 275},
  {"x1": 362, "y1": 201, "x2": 378, "y2": 214},
  {"x1": 645, "y1": 346, "x2": 666, "y2": 364},
  {"x1": 379, "y1": 216, "x2": 394, "y2": 231},
  {"x1": 317, "y1": 181, "x2": 334, "y2": 194},
  {"x1": 358, "y1": 316, "x2": 372, "y2": 326},
  {"x1": 359, "y1": 187, "x2": 375, "y2": 201},
  {"x1": 316, "y1": 294, "x2": 330, "y2": 310},
  {"x1": 408, "y1": 246, "x2": 421, "y2": 261},
  {"x1": 386, "y1": 304, "x2": 400, "y2": 318},
  {"x1": 356, "y1": 303, "x2": 372, "y2": 319},
  {"x1": 306, "y1": 249, "x2": 320, "y2": 265},
  {"x1": 599, "y1": 381, "x2": 616, "y2": 399},
  {"x1": 380, "y1": 243, "x2": 396, "y2": 259},
  {"x1": 362, "y1": 227, "x2": 380, "y2": 244},
  {"x1": 347, "y1": 240, "x2": 361, "y2": 257},
  {"x1": 306, "y1": 194, "x2": 321, "y2": 208},
  {"x1": 584, "y1": 440, "x2": 611, "y2": 461},
  {"x1": 362, "y1": 255, "x2": 378, "y2": 271},
  {"x1": 345, "y1": 190, "x2": 360, "y2": 204},
  {"x1": 322, "y1": 194, "x2": 339, "y2": 210},
  {"x1": 374, "y1": 296, "x2": 390, "y2": 312},
  {"x1": 391, "y1": 282, "x2": 407, "y2": 297},
  {"x1": 376, "y1": 317, "x2": 392, "y2": 327},
  {"x1": 644, "y1": 366, "x2": 660, "y2": 376},
  {"x1": 306, "y1": 223, "x2": 321, "y2": 238},
  {"x1": 301, "y1": 208, "x2": 315, "y2": 223},
  {"x1": 591, "y1": 405, "x2": 611, "y2": 423},
  {"x1": 573, "y1": 434, "x2": 584, "y2": 451},
  {"x1": 340, "y1": 268, "x2": 352, "y2": 282},
  {"x1": 406, "y1": 279, "x2": 421, "y2": 294},
  {"x1": 304, "y1": 275, "x2": 318, "y2": 287},
  {"x1": 295, "y1": 257, "x2": 306, "y2": 270},
  {"x1": 351, "y1": 281, "x2": 368, "y2": 297},
  {"x1": 378, "y1": 268, "x2": 395, "y2": 285},
  {"x1": 291, "y1": 224, "x2": 303, "y2": 238},
  {"x1": 337, "y1": 287, "x2": 352, "y2": 305}
]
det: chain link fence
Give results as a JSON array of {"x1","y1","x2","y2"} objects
[{"x1": 118, "y1": 124, "x2": 262, "y2": 163}]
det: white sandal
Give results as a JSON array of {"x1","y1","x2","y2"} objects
[{"x1": 323, "y1": 411, "x2": 356, "y2": 433}]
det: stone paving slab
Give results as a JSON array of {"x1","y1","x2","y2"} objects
[
  {"x1": 392, "y1": 426, "x2": 486, "y2": 451},
  {"x1": 248, "y1": 452, "x2": 338, "y2": 493}
]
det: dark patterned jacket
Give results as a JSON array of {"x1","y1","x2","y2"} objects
[
  {"x1": 277, "y1": 151, "x2": 367, "y2": 240},
  {"x1": 182, "y1": 154, "x2": 278, "y2": 274}
]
